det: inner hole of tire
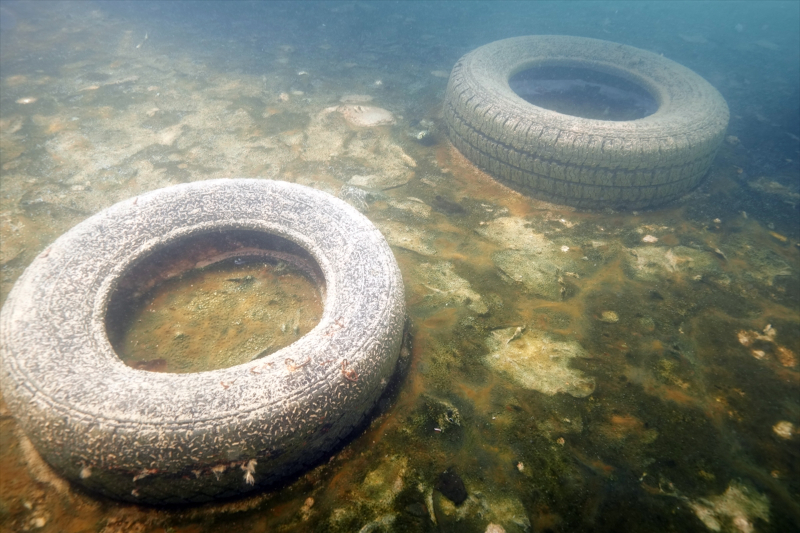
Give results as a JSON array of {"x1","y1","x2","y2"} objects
[
  {"x1": 509, "y1": 65, "x2": 658, "y2": 121},
  {"x1": 105, "y1": 230, "x2": 324, "y2": 373}
]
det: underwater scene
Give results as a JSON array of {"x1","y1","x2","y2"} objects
[{"x1": 0, "y1": 1, "x2": 798, "y2": 532}]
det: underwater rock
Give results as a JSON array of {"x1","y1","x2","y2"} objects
[
  {"x1": 432, "y1": 477, "x2": 531, "y2": 532},
  {"x1": 349, "y1": 172, "x2": 410, "y2": 190},
  {"x1": 492, "y1": 250, "x2": 569, "y2": 301},
  {"x1": 327, "y1": 456, "x2": 407, "y2": 530},
  {"x1": 626, "y1": 245, "x2": 719, "y2": 282},
  {"x1": 405, "y1": 502, "x2": 428, "y2": 517},
  {"x1": 376, "y1": 220, "x2": 437, "y2": 256},
  {"x1": 735, "y1": 324, "x2": 798, "y2": 367},
  {"x1": 416, "y1": 262, "x2": 489, "y2": 315},
  {"x1": 476, "y1": 216, "x2": 550, "y2": 252},
  {"x1": 302, "y1": 109, "x2": 346, "y2": 162},
  {"x1": 361, "y1": 455, "x2": 408, "y2": 508},
  {"x1": 477, "y1": 217, "x2": 575, "y2": 300},
  {"x1": 338, "y1": 104, "x2": 395, "y2": 127},
  {"x1": 599, "y1": 310, "x2": 619, "y2": 323},
  {"x1": 350, "y1": 513, "x2": 397, "y2": 532},
  {"x1": 737, "y1": 245, "x2": 793, "y2": 287},
  {"x1": 422, "y1": 394, "x2": 462, "y2": 432},
  {"x1": 411, "y1": 129, "x2": 436, "y2": 146},
  {"x1": 340, "y1": 134, "x2": 416, "y2": 193},
  {"x1": 339, "y1": 94, "x2": 373, "y2": 104},
  {"x1": 485, "y1": 327, "x2": 595, "y2": 397},
  {"x1": 688, "y1": 481, "x2": 769, "y2": 533},
  {"x1": 436, "y1": 468, "x2": 468, "y2": 505},
  {"x1": 772, "y1": 421, "x2": 794, "y2": 439},
  {"x1": 432, "y1": 194, "x2": 467, "y2": 215},
  {"x1": 747, "y1": 177, "x2": 800, "y2": 207},
  {"x1": 339, "y1": 185, "x2": 373, "y2": 212},
  {"x1": 388, "y1": 197, "x2": 432, "y2": 219}
]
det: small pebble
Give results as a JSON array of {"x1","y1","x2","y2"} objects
[
  {"x1": 599, "y1": 311, "x2": 619, "y2": 323},
  {"x1": 773, "y1": 421, "x2": 794, "y2": 439}
]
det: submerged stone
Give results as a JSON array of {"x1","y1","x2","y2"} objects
[
  {"x1": 626, "y1": 245, "x2": 719, "y2": 282},
  {"x1": 422, "y1": 394, "x2": 462, "y2": 432},
  {"x1": 436, "y1": 468, "x2": 468, "y2": 505},
  {"x1": 599, "y1": 310, "x2": 619, "y2": 323},
  {"x1": 688, "y1": 482, "x2": 769, "y2": 532},
  {"x1": 416, "y1": 262, "x2": 488, "y2": 315},
  {"x1": 338, "y1": 104, "x2": 395, "y2": 127},
  {"x1": 477, "y1": 216, "x2": 575, "y2": 300},
  {"x1": 349, "y1": 172, "x2": 410, "y2": 190},
  {"x1": 485, "y1": 327, "x2": 595, "y2": 397},
  {"x1": 492, "y1": 250, "x2": 566, "y2": 300},
  {"x1": 376, "y1": 220, "x2": 437, "y2": 256}
]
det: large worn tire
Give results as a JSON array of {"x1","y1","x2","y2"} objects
[
  {"x1": 0, "y1": 179, "x2": 406, "y2": 504},
  {"x1": 443, "y1": 35, "x2": 729, "y2": 210}
]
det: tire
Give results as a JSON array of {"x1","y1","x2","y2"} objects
[
  {"x1": 0, "y1": 179, "x2": 406, "y2": 504},
  {"x1": 443, "y1": 35, "x2": 729, "y2": 210}
]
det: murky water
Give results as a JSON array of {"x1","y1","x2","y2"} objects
[{"x1": 0, "y1": 1, "x2": 798, "y2": 532}]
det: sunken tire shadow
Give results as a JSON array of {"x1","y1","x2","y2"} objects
[
  {"x1": 0, "y1": 179, "x2": 406, "y2": 504},
  {"x1": 443, "y1": 35, "x2": 730, "y2": 210}
]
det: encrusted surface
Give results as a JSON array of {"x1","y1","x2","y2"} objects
[
  {"x1": 443, "y1": 35, "x2": 729, "y2": 209},
  {"x1": 0, "y1": 179, "x2": 406, "y2": 503}
]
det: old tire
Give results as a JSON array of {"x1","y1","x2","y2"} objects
[
  {"x1": 443, "y1": 35, "x2": 729, "y2": 210},
  {"x1": 0, "y1": 179, "x2": 406, "y2": 504}
]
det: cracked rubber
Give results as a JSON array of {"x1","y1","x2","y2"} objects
[
  {"x1": 0, "y1": 179, "x2": 406, "y2": 504},
  {"x1": 444, "y1": 35, "x2": 729, "y2": 210}
]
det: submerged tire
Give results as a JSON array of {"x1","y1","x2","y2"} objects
[
  {"x1": 443, "y1": 35, "x2": 729, "y2": 210},
  {"x1": 0, "y1": 179, "x2": 406, "y2": 504}
]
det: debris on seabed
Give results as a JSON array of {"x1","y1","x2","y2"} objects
[
  {"x1": 506, "y1": 326, "x2": 525, "y2": 345},
  {"x1": 772, "y1": 421, "x2": 795, "y2": 439}
]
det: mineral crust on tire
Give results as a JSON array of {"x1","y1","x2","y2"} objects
[
  {"x1": 443, "y1": 35, "x2": 729, "y2": 210},
  {"x1": 0, "y1": 179, "x2": 406, "y2": 504}
]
